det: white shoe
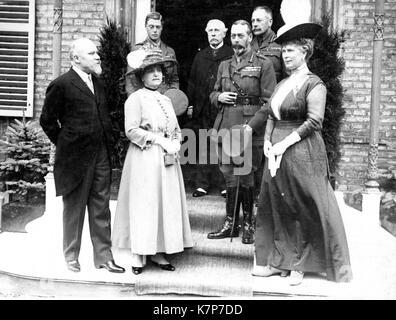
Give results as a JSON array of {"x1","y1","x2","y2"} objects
[
  {"x1": 289, "y1": 270, "x2": 304, "y2": 286},
  {"x1": 252, "y1": 265, "x2": 288, "y2": 277}
]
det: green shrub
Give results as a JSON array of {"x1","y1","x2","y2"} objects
[
  {"x1": 98, "y1": 18, "x2": 131, "y2": 168},
  {"x1": 309, "y1": 14, "x2": 348, "y2": 177},
  {"x1": 0, "y1": 119, "x2": 51, "y2": 197}
]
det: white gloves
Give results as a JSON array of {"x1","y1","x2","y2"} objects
[
  {"x1": 264, "y1": 131, "x2": 301, "y2": 177},
  {"x1": 154, "y1": 136, "x2": 180, "y2": 154},
  {"x1": 263, "y1": 140, "x2": 272, "y2": 157}
]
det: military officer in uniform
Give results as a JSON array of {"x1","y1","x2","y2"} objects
[
  {"x1": 207, "y1": 20, "x2": 276, "y2": 244},
  {"x1": 125, "y1": 12, "x2": 179, "y2": 95},
  {"x1": 251, "y1": 6, "x2": 284, "y2": 82}
]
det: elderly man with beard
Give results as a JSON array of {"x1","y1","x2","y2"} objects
[
  {"x1": 40, "y1": 38, "x2": 125, "y2": 274},
  {"x1": 187, "y1": 19, "x2": 233, "y2": 198},
  {"x1": 207, "y1": 20, "x2": 276, "y2": 244}
]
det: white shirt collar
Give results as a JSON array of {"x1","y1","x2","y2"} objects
[
  {"x1": 72, "y1": 65, "x2": 91, "y2": 83},
  {"x1": 210, "y1": 41, "x2": 224, "y2": 50}
]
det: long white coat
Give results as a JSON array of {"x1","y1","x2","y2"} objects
[{"x1": 112, "y1": 88, "x2": 193, "y2": 254}]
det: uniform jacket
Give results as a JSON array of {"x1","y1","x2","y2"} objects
[
  {"x1": 125, "y1": 38, "x2": 180, "y2": 95},
  {"x1": 210, "y1": 49, "x2": 276, "y2": 143},
  {"x1": 251, "y1": 29, "x2": 285, "y2": 82},
  {"x1": 40, "y1": 68, "x2": 113, "y2": 197},
  {"x1": 187, "y1": 44, "x2": 233, "y2": 129}
]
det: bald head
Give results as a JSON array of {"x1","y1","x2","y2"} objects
[
  {"x1": 205, "y1": 19, "x2": 227, "y2": 48},
  {"x1": 69, "y1": 38, "x2": 102, "y2": 76}
]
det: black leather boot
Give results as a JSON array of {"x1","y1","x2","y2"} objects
[
  {"x1": 207, "y1": 187, "x2": 241, "y2": 239},
  {"x1": 241, "y1": 187, "x2": 255, "y2": 244}
]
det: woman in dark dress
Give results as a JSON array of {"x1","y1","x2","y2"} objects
[{"x1": 246, "y1": 23, "x2": 353, "y2": 286}]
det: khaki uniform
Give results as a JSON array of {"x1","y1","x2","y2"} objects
[
  {"x1": 251, "y1": 29, "x2": 285, "y2": 82},
  {"x1": 125, "y1": 38, "x2": 179, "y2": 95},
  {"x1": 210, "y1": 49, "x2": 276, "y2": 187}
]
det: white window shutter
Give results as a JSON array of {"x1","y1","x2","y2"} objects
[{"x1": 0, "y1": 0, "x2": 35, "y2": 117}]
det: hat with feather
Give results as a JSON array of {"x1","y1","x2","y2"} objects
[
  {"x1": 275, "y1": 0, "x2": 322, "y2": 44},
  {"x1": 126, "y1": 48, "x2": 177, "y2": 75}
]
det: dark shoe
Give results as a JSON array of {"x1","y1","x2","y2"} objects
[
  {"x1": 208, "y1": 186, "x2": 241, "y2": 239},
  {"x1": 150, "y1": 260, "x2": 175, "y2": 271},
  {"x1": 66, "y1": 260, "x2": 80, "y2": 273},
  {"x1": 207, "y1": 217, "x2": 240, "y2": 239},
  {"x1": 192, "y1": 188, "x2": 207, "y2": 197},
  {"x1": 132, "y1": 266, "x2": 143, "y2": 275},
  {"x1": 97, "y1": 260, "x2": 125, "y2": 273}
]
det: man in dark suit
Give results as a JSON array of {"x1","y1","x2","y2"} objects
[
  {"x1": 187, "y1": 19, "x2": 233, "y2": 198},
  {"x1": 125, "y1": 11, "x2": 179, "y2": 95},
  {"x1": 40, "y1": 38, "x2": 125, "y2": 274}
]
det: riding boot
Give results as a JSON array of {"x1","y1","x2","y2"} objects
[
  {"x1": 207, "y1": 186, "x2": 241, "y2": 239},
  {"x1": 241, "y1": 187, "x2": 255, "y2": 244}
]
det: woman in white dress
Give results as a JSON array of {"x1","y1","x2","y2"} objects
[{"x1": 112, "y1": 49, "x2": 193, "y2": 275}]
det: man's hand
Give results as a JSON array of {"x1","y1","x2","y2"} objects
[{"x1": 218, "y1": 92, "x2": 237, "y2": 104}]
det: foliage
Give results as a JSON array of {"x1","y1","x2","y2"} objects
[
  {"x1": 98, "y1": 18, "x2": 131, "y2": 168},
  {"x1": 309, "y1": 14, "x2": 348, "y2": 175},
  {"x1": 0, "y1": 119, "x2": 51, "y2": 196}
]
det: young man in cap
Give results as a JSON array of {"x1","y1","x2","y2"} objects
[{"x1": 125, "y1": 12, "x2": 179, "y2": 95}]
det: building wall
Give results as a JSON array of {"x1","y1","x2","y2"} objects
[
  {"x1": 336, "y1": 0, "x2": 396, "y2": 192},
  {"x1": 34, "y1": 0, "x2": 106, "y2": 120},
  {"x1": 1, "y1": 0, "x2": 395, "y2": 192}
]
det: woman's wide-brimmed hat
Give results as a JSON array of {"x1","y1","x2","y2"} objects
[
  {"x1": 275, "y1": 22, "x2": 322, "y2": 44},
  {"x1": 126, "y1": 48, "x2": 177, "y2": 75}
]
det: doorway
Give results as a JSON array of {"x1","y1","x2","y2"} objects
[{"x1": 155, "y1": 0, "x2": 284, "y2": 94}]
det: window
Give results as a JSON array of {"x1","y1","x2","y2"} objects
[{"x1": 0, "y1": 0, "x2": 35, "y2": 117}]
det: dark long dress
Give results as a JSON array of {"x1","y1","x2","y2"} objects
[{"x1": 248, "y1": 72, "x2": 352, "y2": 282}]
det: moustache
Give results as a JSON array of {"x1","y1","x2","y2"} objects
[{"x1": 232, "y1": 44, "x2": 245, "y2": 50}]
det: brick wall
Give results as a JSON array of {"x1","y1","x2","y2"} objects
[
  {"x1": 34, "y1": 0, "x2": 106, "y2": 119},
  {"x1": 336, "y1": 0, "x2": 396, "y2": 192},
  {"x1": 0, "y1": 0, "x2": 106, "y2": 137}
]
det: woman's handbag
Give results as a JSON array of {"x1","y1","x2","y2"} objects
[{"x1": 164, "y1": 153, "x2": 176, "y2": 166}]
